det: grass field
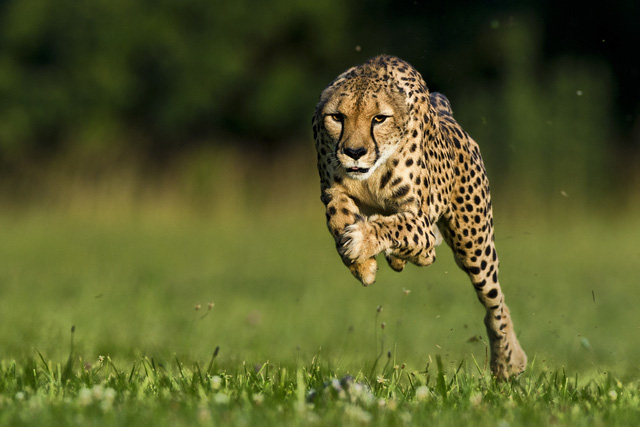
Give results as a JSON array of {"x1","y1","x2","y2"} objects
[{"x1": 0, "y1": 202, "x2": 639, "y2": 425}]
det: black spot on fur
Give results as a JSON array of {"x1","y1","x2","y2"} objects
[
  {"x1": 393, "y1": 185, "x2": 410, "y2": 198},
  {"x1": 377, "y1": 169, "x2": 392, "y2": 189}
]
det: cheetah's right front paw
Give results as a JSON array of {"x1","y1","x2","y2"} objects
[{"x1": 338, "y1": 222, "x2": 380, "y2": 264}]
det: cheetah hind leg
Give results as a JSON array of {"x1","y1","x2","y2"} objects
[
  {"x1": 384, "y1": 223, "x2": 443, "y2": 270},
  {"x1": 485, "y1": 304, "x2": 528, "y2": 380},
  {"x1": 384, "y1": 251, "x2": 406, "y2": 272},
  {"x1": 348, "y1": 258, "x2": 378, "y2": 286}
]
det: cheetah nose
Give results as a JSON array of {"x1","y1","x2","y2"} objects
[{"x1": 343, "y1": 147, "x2": 367, "y2": 160}]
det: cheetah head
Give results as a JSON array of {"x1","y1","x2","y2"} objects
[{"x1": 315, "y1": 61, "x2": 411, "y2": 181}]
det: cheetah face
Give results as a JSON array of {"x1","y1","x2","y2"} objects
[{"x1": 320, "y1": 86, "x2": 408, "y2": 181}]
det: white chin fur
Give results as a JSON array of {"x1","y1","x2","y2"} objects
[{"x1": 346, "y1": 169, "x2": 374, "y2": 181}]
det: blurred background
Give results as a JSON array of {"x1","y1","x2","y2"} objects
[
  {"x1": 0, "y1": 0, "x2": 638, "y2": 212},
  {"x1": 0, "y1": 0, "x2": 639, "y2": 377}
]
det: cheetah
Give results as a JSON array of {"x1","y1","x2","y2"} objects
[{"x1": 312, "y1": 55, "x2": 526, "y2": 380}]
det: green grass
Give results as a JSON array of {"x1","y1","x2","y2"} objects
[
  {"x1": 2, "y1": 353, "x2": 639, "y2": 425},
  {"x1": 0, "y1": 206, "x2": 639, "y2": 425}
]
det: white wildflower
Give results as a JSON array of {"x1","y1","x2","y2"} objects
[
  {"x1": 91, "y1": 385, "x2": 104, "y2": 400},
  {"x1": 470, "y1": 392, "x2": 483, "y2": 407},
  {"x1": 100, "y1": 387, "x2": 116, "y2": 411},
  {"x1": 252, "y1": 393, "x2": 264, "y2": 405},
  {"x1": 78, "y1": 387, "x2": 92, "y2": 406},
  {"x1": 104, "y1": 387, "x2": 116, "y2": 403},
  {"x1": 213, "y1": 392, "x2": 230, "y2": 405},
  {"x1": 345, "y1": 404, "x2": 372, "y2": 424},
  {"x1": 210, "y1": 375, "x2": 222, "y2": 390},
  {"x1": 415, "y1": 385, "x2": 430, "y2": 402}
]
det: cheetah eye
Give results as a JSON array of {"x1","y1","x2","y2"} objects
[
  {"x1": 328, "y1": 113, "x2": 344, "y2": 123},
  {"x1": 372, "y1": 115, "x2": 388, "y2": 124}
]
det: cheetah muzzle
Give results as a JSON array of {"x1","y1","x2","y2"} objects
[{"x1": 312, "y1": 55, "x2": 527, "y2": 380}]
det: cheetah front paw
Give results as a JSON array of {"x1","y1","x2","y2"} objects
[{"x1": 338, "y1": 222, "x2": 381, "y2": 264}]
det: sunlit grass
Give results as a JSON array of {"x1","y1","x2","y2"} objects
[
  {"x1": 1, "y1": 349, "x2": 639, "y2": 426},
  {"x1": 0, "y1": 205, "x2": 638, "y2": 424}
]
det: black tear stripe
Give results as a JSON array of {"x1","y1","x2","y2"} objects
[{"x1": 369, "y1": 123, "x2": 381, "y2": 160}]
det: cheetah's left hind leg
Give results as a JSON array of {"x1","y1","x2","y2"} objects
[
  {"x1": 347, "y1": 258, "x2": 378, "y2": 286},
  {"x1": 384, "y1": 252, "x2": 406, "y2": 271},
  {"x1": 384, "y1": 223, "x2": 443, "y2": 271}
]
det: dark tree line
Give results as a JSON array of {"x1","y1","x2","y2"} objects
[{"x1": 0, "y1": 0, "x2": 637, "y2": 179}]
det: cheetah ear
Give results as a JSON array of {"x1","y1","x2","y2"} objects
[
  {"x1": 428, "y1": 103, "x2": 440, "y2": 131},
  {"x1": 431, "y1": 92, "x2": 453, "y2": 115},
  {"x1": 412, "y1": 98, "x2": 439, "y2": 135}
]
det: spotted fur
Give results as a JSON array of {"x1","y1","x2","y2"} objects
[{"x1": 312, "y1": 55, "x2": 526, "y2": 380}]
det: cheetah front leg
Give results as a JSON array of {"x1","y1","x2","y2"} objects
[
  {"x1": 338, "y1": 212, "x2": 440, "y2": 278},
  {"x1": 322, "y1": 189, "x2": 379, "y2": 286}
]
